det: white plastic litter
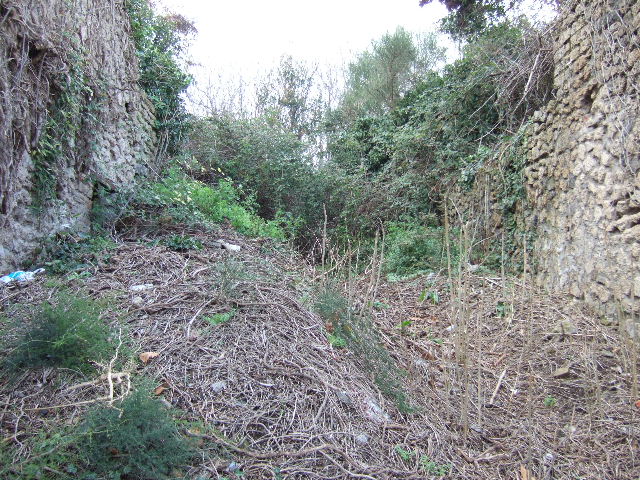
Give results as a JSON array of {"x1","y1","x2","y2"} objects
[
  {"x1": 0, "y1": 268, "x2": 45, "y2": 285},
  {"x1": 129, "y1": 284, "x2": 154, "y2": 292},
  {"x1": 215, "y1": 239, "x2": 241, "y2": 252}
]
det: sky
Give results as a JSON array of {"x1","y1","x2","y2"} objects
[
  {"x1": 154, "y1": 0, "x2": 451, "y2": 100},
  {"x1": 152, "y1": 0, "x2": 555, "y2": 114}
]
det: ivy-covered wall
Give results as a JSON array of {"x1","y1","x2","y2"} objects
[
  {"x1": 0, "y1": 0, "x2": 156, "y2": 271},
  {"x1": 526, "y1": 0, "x2": 640, "y2": 316}
]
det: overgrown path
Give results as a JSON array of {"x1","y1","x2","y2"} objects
[{"x1": 0, "y1": 228, "x2": 637, "y2": 479}]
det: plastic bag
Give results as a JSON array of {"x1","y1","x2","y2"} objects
[{"x1": 0, "y1": 268, "x2": 45, "y2": 284}]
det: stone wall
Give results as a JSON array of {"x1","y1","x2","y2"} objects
[
  {"x1": 526, "y1": 0, "x2": 640, "y2": 316},
  {"x1": 0, "y1": 0, "x2": 155, "y2": 272}
]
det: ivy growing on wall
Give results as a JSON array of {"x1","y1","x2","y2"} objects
[
  {"x1": 31, "y1": 46, "x2": 102, "y2": 209},
  {"x1": 124, "y1": 0, "x2": 194, "y2": 158}
]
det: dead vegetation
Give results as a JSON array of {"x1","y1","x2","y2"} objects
[{"x1": 0, "y1": 224, "x2": 638, "y2": 479}]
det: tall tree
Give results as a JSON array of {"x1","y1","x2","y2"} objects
[{"x1": 342, "y1": 28, "x2": 445, "y2": 119}]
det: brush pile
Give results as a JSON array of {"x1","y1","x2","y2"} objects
[{"x1": 1, "y1": 227, "x2": 638, "y2": 479}]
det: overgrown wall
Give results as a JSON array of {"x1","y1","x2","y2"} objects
[
  {"x1": 526, "y1": 0, "x2": 640, "y2": 315},
  {"x1": 0, "y1": 0, "x2": 155, "y2": 271}
]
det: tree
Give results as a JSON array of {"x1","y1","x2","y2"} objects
[
  {"x1": 341, "y1": 28, "x2": 445, "y2": 119},
  {"x1": 255, "y1": 56, "x2": 323, "y2": 141}
]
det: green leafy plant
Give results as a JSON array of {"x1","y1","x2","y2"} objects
[
  {"x1": 135, "y1": 168, "x2": 285, "y2": 239},
  {"x1": 162, "y1": 234, "x2": 203, "y2": 251},
  {"x1": 496, "y1": 301, "x2": 511, "y2": 317},
  {"x1": 79, "y1": 385, "x2": 194, "y2": 479},
  {"x1": 3, "y1": 293, "x2": 115, "y2": 373},
  {"x1": 419, "y1": 288, "x2": 440, "y2": 305},
  {"x1": 419, "y1": 455, "x2": 451, "y2": 476},
  {"x1": 394, "y1": 445, "x2": 415, "y2": 462},
  {"x1": 204, "y1": 309, "x2": 236, "y2": 326},
  {"x1": 36, "y1": 232, "x2": 116, "y2": 275},
  {"x1": 544, "y1": 395, "x2": 558, "y2": 408},
  {"x1": 397, "y1": 319, "x2": 413, "y2": 336},
  {"x1": 373, "y1": 300, "x2": 390, "y2": 310},
  {"x1": 327, "y1": 333, "x2": 347, "y2": 348}
]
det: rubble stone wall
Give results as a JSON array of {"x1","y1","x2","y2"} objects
[
  {"x1": 0, "y1": 0, "x2": 155, "y2": 271},
  {"x1": 526, "y1": 0, "x2": 640, "y2": 316}
]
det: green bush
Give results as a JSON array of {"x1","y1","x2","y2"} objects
[
  {"x1": 136, "y1": 168, "x2": 285, "y2": 239},
  {"x1": 79, "y1": 386, "x2": 194, "y2": 479},
  {"x1": 384, "y1": 222, "x2": 457, "y2": 277},
  {"x1": 3, "y1": 294, "x2": 115, "y2": 373},
  {"x1": 36, "y1": 232, "x2": 116, "y2": 275}
]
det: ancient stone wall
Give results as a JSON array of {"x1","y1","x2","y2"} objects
[
  {"x1": 0, "y1": 0, "x2": 155, "y2": 271},
  {"x1": 526, "y1": 0, "x2": 640, "y2": 316}
]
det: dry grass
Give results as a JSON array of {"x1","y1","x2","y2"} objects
[{"x1": 0, "y1": 226, "x2": 638, "y2": 478}]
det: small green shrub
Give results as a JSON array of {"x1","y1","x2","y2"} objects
[
  {"x1": 136, "y1": 169, "x2": 285, "y2": 239},
  {"x1": 384, "y1": 222, "x2": 457, "y2": 277},
  {"x1": 36, "y1": 232, "x2": 116, "y2": 275},
  {"x1": 162, "y1": 234, "x2": 203, "y2": 251},
  {"x1": 79, "y1": 386, "x2": 194, "y2": 479},
  {"x1": 204, "y1": 309, "x2": 236, "y2": 325},
  {"x1": 3, "y1": 294, "x2": 114, "y2": 373}
]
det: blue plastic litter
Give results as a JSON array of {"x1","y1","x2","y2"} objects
[{"x1": 0, "y1": 268, "x2": 45, "y2": 284}]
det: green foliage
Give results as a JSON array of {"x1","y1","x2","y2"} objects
[
  {"x1": 79, "y1": 385, "x2": 194, "y2": 479},
  {"x1": 125, "y1": 0, "x2": 193, "y2": 155},
  {"x1": 204, "y1": 309, "x2": 236, "y2": 326},
  {"x1": 384, "y1": 222, "x2": 457, "y2": 277},
  {"x1": 32, "y1": 47, "x2": 101, "y2": 208},
  {"x1": 0, "y1": 427, "x2": 81, "y2": 479},
  {"x1": 419, "y1": 455, "x2": 451, "y2": 476},
  {"x1": 136, "y1": 168, "x2": 285, "y2": 239},
  {"x1": 162, "y1": 234, "x2": 203, "y2": 251},
  {"x1": 544, "y1": 395, "x2": 558, "y2": 408},
  {"x1": 314, "y1": 285, "x2": 413, "y2": 412},
  {"x1": 3, "y1": 294, "x2": 115, "y2": 373},
  {"x1": 36, "y1": 232, "x2": 116, "y2": 275},
  {"x1": 394, "y1": 445, "x2": 415, "y2": 462}
]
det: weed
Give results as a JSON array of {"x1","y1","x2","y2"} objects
[
  {"x1": 315, "y1": 285, "x2": 414, "y2": 412},
  {"x1": 327, "y1": 333, "x2": 347, "y2": 348},
  {"x1": 135, "y1": 169, "x2": 285, "y2": 239},
  {"x1": 79, "y1": 384, "x2": 194, "y2": 479},
  {"x1": 394, "y1": 445, "x2": 415, "y2": 462},
  {"x1": 419, "y1": 288, "x2": 440, "y2": 305},
  {"x1": 397, "y1": 319, "x2": 412, "y2": 335},
  {"x1": 3, "y1": 293, "x2": 115, "y2": 373},
  {"x1": 214, "y1": 258, "x2": 249, "y2": 299},
  {"x1": 373, "y1": 300, "x2": 390, "y2": 310},
  {"x1": 419, "y1": 455, "x2": 451, "y2": 476},
  {"x1": 496, "y1": 301, "x2": 511, "y2": 318},
  {"x1": 204, "y1": 309, "x2": 236, "y2": 326},
  {"x1": 36, "y1": 232, "x2": 116, "y2": 275},
  {"x1": 544, "y1": 395, "x2": 558, "y2": 408},
  {"x1": 162, "y1": 234, "x2": 203, "y2": 251}
]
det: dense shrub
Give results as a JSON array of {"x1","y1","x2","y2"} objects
[
  {"x1": 136, "y1": 168, "x2": 286, "y2": 239},
  {"x1": 3, "y1": 294, "x2": 114, "y2": 373},
  {"x1": 79, "y1": 386, "x2": 194, "y2": 479}
]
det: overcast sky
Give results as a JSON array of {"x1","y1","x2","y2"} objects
[{"x1": 154, "y1": 0, "x2": 450, "y2": 81}]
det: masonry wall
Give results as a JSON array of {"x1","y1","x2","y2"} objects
[
  {"x1": 0, "y1": 0, "x2": 155, "y2": 271},
  {"x1": 526, "y1": 0, "x2": 640, "y2": 315}
]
